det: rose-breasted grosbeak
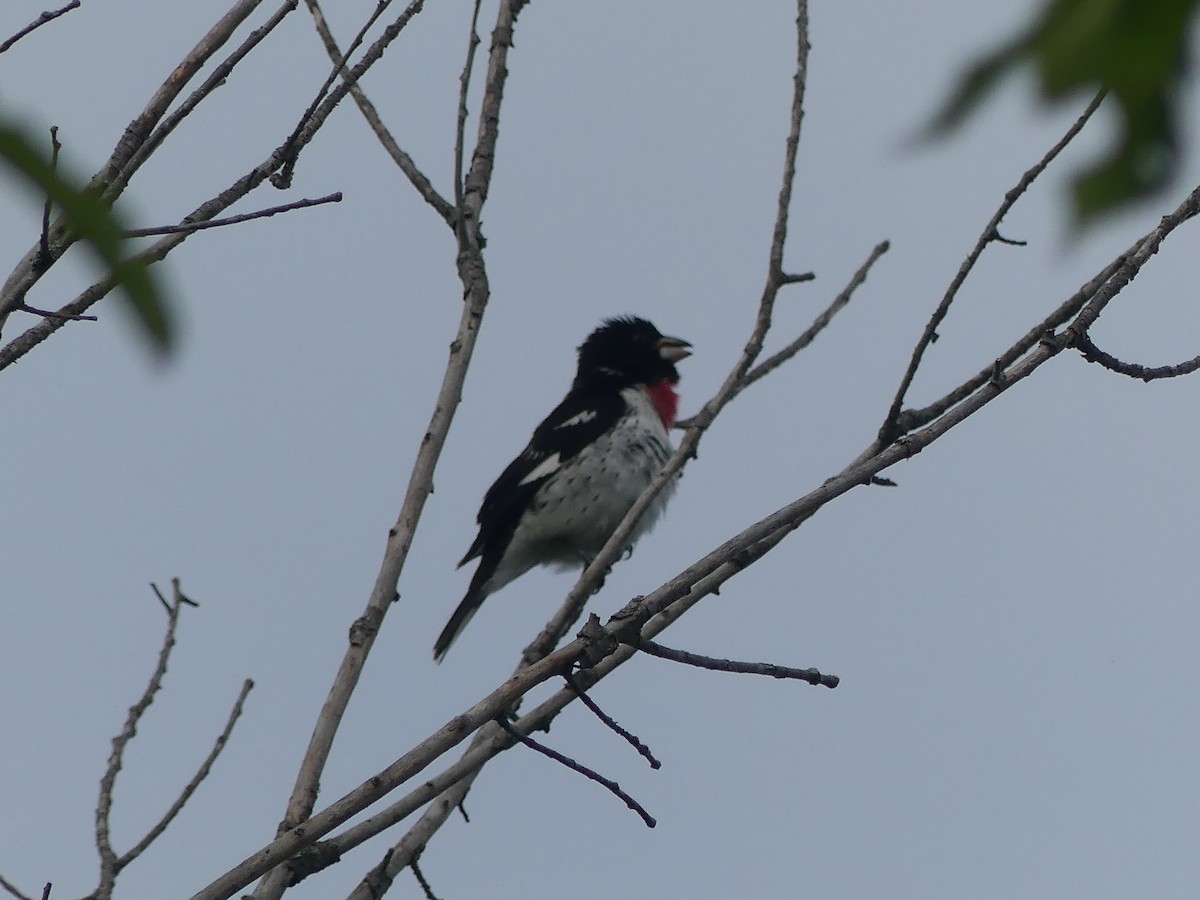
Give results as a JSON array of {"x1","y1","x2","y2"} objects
[{"x1": 434, "y1": 316, "x2": 692, "y2": 661}]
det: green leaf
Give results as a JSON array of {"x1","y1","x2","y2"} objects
[
  {"x1": 929, "y1": 0, "x2": 1200, "y2": 226},
  {"x1": 0, "y1": 119, "x2": 172, "y2": 352}
]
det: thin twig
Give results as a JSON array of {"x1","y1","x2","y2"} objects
[
  {"x1": 93, "y1": 581, "x2": 190, "y2": 899},
  {"x1": 303, "y1": 0, "x2": 454, "y2": 224},
  {"x1": 16, "y1": 303, "x2": 96, "y2": 322},
  {"x1": 677, "y1": 240, "x2": 888, "y2": 428},
  {"x1": 37, "y1": 126, "x2": 61, "y2": 270},
  {"x1": 116, "y1": 679, "x2": 255, "y2": 868},
  {"x1": 744, "y1": 242, "x2": 887, "y2": 389},
  {"x1": 564, "y1": 671, "x2": 661, "y2": 768},
  {"x1": 410, "y1": 857, "x2": 438, "y2": 900},
  {"x1": 122, "y1": 193, "x2": 341, "y2": 237},
  {"x1": 635, "y1": 639, "x2": 839, "y2": 688},
  {"x1": 877, "y1": 89, "x2": 1107, "y2": 446},
  {"x1": 273, "y1": 0, "x2": 393, "y2": 188},
  {"x1": 0, "y1": 872, "x2": 33, "y2": 900},
  {"x1": 1072, "y1": 332, "x2": 1200, "y2": 381},
  {"x1": 0, "y1": 0, "x2": 80, "y2": 54},
  {"x1": 495, "y1": 717, "x2": 656, "y2": 828},
  {"x1": 454, "y1": 0, "x2": 484, "y2": 225}
]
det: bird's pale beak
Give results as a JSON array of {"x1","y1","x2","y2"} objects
[{"x1": 657, "y1": 335, "x2": 692, "y2": 363}]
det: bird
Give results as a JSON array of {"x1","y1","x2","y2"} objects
[{"x1": 434, "y1": 316, "x2": 692, "y2": 661}]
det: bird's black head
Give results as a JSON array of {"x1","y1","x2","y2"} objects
[{"x1": 574, "y1": 316, "x2": 692, "y2": 390}]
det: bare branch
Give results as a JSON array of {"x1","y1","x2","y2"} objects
[
  {"x1": 495, "y1": 717, "x2": 656, "y2": 828},
  {"x1": 635, "y1": 639, "x2": 839, "y2": 688},
  {"x1": 877, "y1": 89, "x2": 1107, "y2": 445},
  {"x1": 0, "y1": 0, "x2": 80, "y2": 55},
  {"x1": 303, "y1": 0, "x2": 454, "y2": 224},
  {"x1": 1072, "y1": 331, "x2": 1200, "y2": 381},
  {"x1": 565, "y1": 672, "x2": 660, "y2": 769},
  {"x1": 122, "y1": 193, "x2": 342, "y2": 237},
  {"x1": 93, "y1": 581, "x2": 191, "y2": 900},
  {"x1": 116, "y1": 679, "x2": 255, "y2": 869}
]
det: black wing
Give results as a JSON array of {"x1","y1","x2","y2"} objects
[{"x1": 459, "y1": 388, "x2": 625, "y2": 566}]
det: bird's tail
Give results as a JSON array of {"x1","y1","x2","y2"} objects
[{"x1": 433, "y1": 588, "x2": 485, "y2": 662}]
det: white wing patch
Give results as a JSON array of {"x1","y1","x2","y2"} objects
[
  {"x1": 553, "y1": 409, "x2": 598, "y2": 429},
  {"x1": 519, "y1": 451, "x2": 562, "y2": 485}
]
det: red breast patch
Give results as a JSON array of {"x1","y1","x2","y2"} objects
[{"x1": 645, "y1": 380, "x2": 680, "y2": 429}]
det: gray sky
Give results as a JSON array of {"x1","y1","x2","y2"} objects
[{"x1": 3, "y1": 1, "x2": 1199, "y2": 898}]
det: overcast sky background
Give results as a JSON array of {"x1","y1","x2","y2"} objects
[{"x1": 2, "y1": 2, "x2": 1199, "y2": 899}]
